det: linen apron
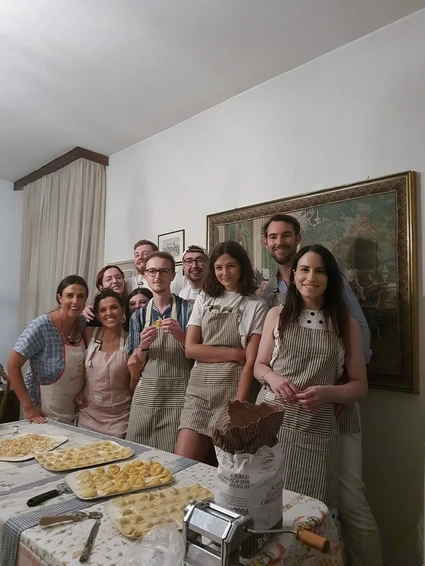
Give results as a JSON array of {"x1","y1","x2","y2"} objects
[
  {"x1": 78, "y1": 328, "x2": 132, "y2": 438},
  {"x1": 126, "y1": 297, "x2": 192, "y2": 452},
  {"x1": 263, "y1": 321, "x2": 342, "y2": 508},
  {"x1": 40, "y1": 341, "x2": 86, "y2": 425},
  {"x1": 178, "y1": 296, "x2": 245, "y2": 437}
]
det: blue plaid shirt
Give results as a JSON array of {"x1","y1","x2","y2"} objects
[
  {"x1": 13, "y1": 314, "x2": 86, "y2": 406},
  {"x1": 127, "y1": 295, "x2": 192, "y2": 355}
]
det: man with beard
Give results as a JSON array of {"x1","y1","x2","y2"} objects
[
  {"x1": 179, "y1": 245, "x2": 208, "y2": 302},
  {"x1": 262, "y1": 214, "x2": 382, "y2": 566},
  {"x1": 126, "y1": 239, "x2": 185, "y2": 295}
]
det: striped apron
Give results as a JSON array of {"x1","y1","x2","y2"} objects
[
  {"x1": 126, "y1": 297, "x2": 192, "y2": 452},
  {"x1": 263, "y1": 322, "x2": 342, "y2": 508},
  {"x1": 178, "y1": 296, "x2": 244, "y2": 437}
]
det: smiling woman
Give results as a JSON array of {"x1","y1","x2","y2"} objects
[
  {"x1": 76, "y1": 290, "x2": 132, "y2": 438},
  {"x1": 7, "y1": 275, "x2": 89, "y2": 425}
]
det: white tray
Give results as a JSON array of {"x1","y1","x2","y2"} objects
[
  {"x1": 34, "y1": 440, "x2": 134, "y2": 472},
  {"x1": 0, "y1": 434, "x2": 68, "y2": 462},
  {"x1": 65, "y1": 458, "x2": 174, "y2": 500},
  {"x1": 105, "y1": 483, "x2": 212, "y2": 539}
]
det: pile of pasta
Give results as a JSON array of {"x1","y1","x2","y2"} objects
[
  {"x1": 0, "y1": 434, "x2": 59, "y2": 458},
  {"x1": 111, "y1": 483, "x2": 212, "y2": 537},
  {"x1": 76, "y1": 459, "x2": 173, "y2": 498},
  {"x1": 35, "y1": 441, "x2": 133, "y2": 471}
]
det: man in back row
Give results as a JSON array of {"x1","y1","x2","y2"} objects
[
  {"x1": 178, "y1": 245, "x2": 208, "y2": 302},
  {"x1": 262, "y1": 214, "x2": 382, "y2": 566},
  {"x1": 126, "y1": 239, "x2": 186, "y2": 296}
]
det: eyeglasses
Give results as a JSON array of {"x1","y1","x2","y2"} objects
[
  {"x1": 145, "y1": 268, "x2": 172, "y2": 277},
  {"x1": 183, "y1": 257, "x2": 207, "y2": 266}
]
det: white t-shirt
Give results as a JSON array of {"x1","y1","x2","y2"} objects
[
  {"x1": 188, "y1": 291, "x2": 269, "y2": 348},
  {"x1": 179, "y1": 286, "x2": 203, "y2": 302},
  {"x1": 125, "y1": 273, "x2": 187, "y2": 295}
]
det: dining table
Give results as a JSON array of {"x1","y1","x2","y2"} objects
[{"x1": 0, "y1": 420, "x2": 344, "y2": 566}]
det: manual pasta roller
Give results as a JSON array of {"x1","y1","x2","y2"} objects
[{"x1": 183, "y1": 500, "x2": 330, "y2": 566}]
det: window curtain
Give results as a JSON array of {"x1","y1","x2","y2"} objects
[{"x1": 20, "y1": 158, "x2": 106, "y2": 327}]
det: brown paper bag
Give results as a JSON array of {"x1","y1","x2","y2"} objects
[{"x1": 212, "y1": 401, "x2": 284, "y2": 558}]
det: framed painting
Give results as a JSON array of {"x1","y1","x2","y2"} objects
[
  {"x1": 110, "y1": 260, "x2": 134, "y2": 280},
  {"x1": 207, "y1": 171, "x2": 418, "y2": 393},
  {"x1": 158, "y1": 229, "x2": 185, "y2": 263}
]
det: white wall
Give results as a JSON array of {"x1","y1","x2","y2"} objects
[
  {"x1": 0, "y1": 180, "x2": 22, "y2": 368},
  {"x1": 106, "y1": 10, "x2": 425, "y2": 565}
]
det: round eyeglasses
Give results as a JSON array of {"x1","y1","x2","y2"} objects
[
  {"x1": 145, "y1": 268, "x2": 172, "y2": 277},
  {"x1": 183, "y1": 258, "x2": 207, "y2": 266}
]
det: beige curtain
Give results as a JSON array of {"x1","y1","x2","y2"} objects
[{"x1": 20, "y1": 158, "x2": 106, "y2": 327}]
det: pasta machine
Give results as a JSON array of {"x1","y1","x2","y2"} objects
[{"x1": 183, "y1": 499, "x2": 330, "y2": 566}]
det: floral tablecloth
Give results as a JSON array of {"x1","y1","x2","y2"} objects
[{"x1": 0, "y1": 421, "x2": 343, "y2": 566}]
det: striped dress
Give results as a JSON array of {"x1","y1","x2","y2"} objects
[
  {"x1": 263, "y1": 309, "x2": 345, "y2": 508},
  {"x1": 126, "y1": 297, "x2": 193, "y2": 452}
]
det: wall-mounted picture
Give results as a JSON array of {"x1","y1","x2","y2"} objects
[
  {"x1": 175, "y1": 262, "x2": 183, "y2": 277},
  {"x1": 158, "y1": 229, "x2": 185, "y2": 263},
  {"x1": 207, "y1": 171, "x2": 418, "y2": 394},
  {"x1": 111, "y1": 260, "x2": 135, "y2": 280}
]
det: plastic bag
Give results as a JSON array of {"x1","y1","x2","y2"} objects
[{"x1": 119, "y1": 523, "x2": 185, "y2": 566}]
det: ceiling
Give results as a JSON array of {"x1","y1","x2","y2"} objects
[{"x1": 1, "y1": 0, "x2": 424, "y2": 183}]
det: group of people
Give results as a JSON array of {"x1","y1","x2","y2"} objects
[{"x1": 7, "y1": 215, "x2": 382, "y2": 566}]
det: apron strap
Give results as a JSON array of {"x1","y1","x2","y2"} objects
[
  {"x1": 85, "y1": 327, "x2": 102, "y2": 367},
  {"x1": 145, "y1": 296, "x2": 178, "y2": 328}
]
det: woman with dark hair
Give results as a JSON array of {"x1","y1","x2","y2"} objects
[
  {"x1": 83, "y1": 265, "x2": 127, "y2": 325},
  {"x1": 175, "y1": 241, "x2": 268, "y2": 462},
  {"x1": 7, "y1": 275, "x2": 88, "y2": 424},
  {"x1": 76, "y1": 290, "x2": 132, "y2": 438},
  {"x1": 254, "y1": 244, "x2": 368, "y2": 509},
  {"x1": 124, "y1": 288, "x2": 153, "y2": 331}
]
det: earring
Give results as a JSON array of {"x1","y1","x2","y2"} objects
[{"x1": 120, "y1": 314, "x2": 126, "y2": 324}]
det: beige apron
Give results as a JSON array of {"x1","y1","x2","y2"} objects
[
  {"x1": 40, "y1": 341, "x2": 86, "y2": 425},
  {"x1": 78, "y1": 329, "x2": 131, "y2": 438},
  {"x1": 263, "y1": 322, "x2": 341, "y2": 508},
  {"x1": 126, "y1": 297, "x2": 192, "y2": 452},
  {"x1": 178, "y1": 296, "x2": 244, "y2": 437}
]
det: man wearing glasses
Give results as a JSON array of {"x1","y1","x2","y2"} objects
[
  {"x1": 126, "y1": 239, "x2": 186, "y2": 295},
  {"x1": 126, "y1": 251, "x2": 193, "y2": 452},
  {"x1": 179, "y1": 245, "x2": 208, "y2": 303}
]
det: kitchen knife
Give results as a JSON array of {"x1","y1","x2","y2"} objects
[
  {"x1": 27, "y1": 483, "x2": 71, "y2": 507},
  {"x1": 79, "y1": 517, "x2": 101, "y2": 562}
]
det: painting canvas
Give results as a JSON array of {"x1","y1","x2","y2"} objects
[
  {"x1": 111, "y1": 260, "x2": 134, "y2": 281},
  {"x1": 207, "y1": 171, "x2": 418, "y2": 393},
  {"x1": 158, "y1": 230, "x2": 185, "y2": 263}
]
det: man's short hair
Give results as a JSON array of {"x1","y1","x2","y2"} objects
[
  {"x1": 145, "y1": 251, "x2": 175, "y2": 273},
  {"x1": 262, "y1": 214, "x2": 301, "y2": 238},
  {"x1": 133, "y1": 239, "x2": 158, "y2": 252}
]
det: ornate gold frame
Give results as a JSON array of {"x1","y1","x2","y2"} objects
[{"x1": 207, "y1": 171, "x2": 418, "y2": 393}]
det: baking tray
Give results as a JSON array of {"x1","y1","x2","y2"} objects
[
  {"x1": 105, "y1": 483, "x2": 213, "y2": 538},
  {"x1": 65, "y1": 458, "x2": 174, "y2": 500},
  {"x1": 0, "y1": 434, "x2": 68, "y2": 462},
  {"x1": 34, "y1": 440, "x2": 134, "y2": 472}
]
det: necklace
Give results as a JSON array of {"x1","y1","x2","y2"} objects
[{"x1": 57, "y1": 311, "x2": 78, "y2": 345}]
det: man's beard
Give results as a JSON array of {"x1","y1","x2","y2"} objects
[
  {"x1": 271, "y1": 246, "x2": 296, "y2": 266},
  {"x1": 186, "y1": 270, "x2": 203, "y2": 283}
]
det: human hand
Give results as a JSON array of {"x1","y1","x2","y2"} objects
[
  {"x1": 24, "y1": 406, "x2": 47, "y2": 424},
  {"x1": 160, "y1": 319, "x2": 185, "y2": 342},
  {"x1": 296, "y1": 386, "x2": 330, "y2": 411},
  {"x1": 75, "y1": 392, "x2": 88, "y2": 409},
  {"x1": 82, "y1": 305, "x2": 95, "y2": 322},
  {"x1": 267, "y1": 373, "x2": 298, "y2": 404},
  {"x1": 233, "y1": 349, "x2": 246, "y2": 366},
  {"x1": 139, "y1": 326, "x2": 158, "y2": 350}
]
